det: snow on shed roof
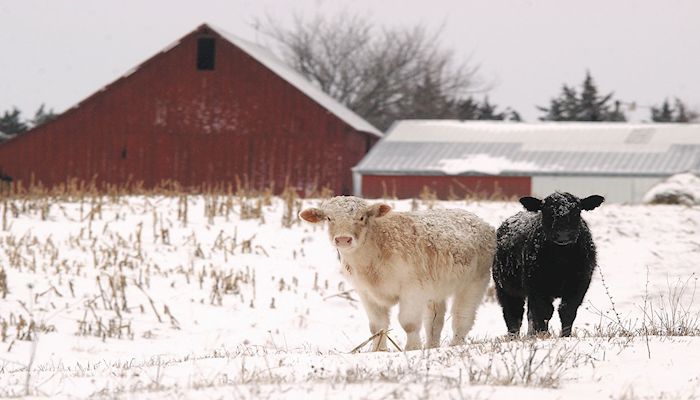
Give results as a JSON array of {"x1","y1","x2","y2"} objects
[
  {"x1": 354, "y1": 120, "x2": 700, "y2": 176},
  {"x1": 210, "y1": 25, "x2": 381, "y2": 138}
]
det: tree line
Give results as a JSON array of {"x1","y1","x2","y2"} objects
[
  {"x1": 259, "y1": 13, "x2": 698, "y2": 130},
  {"x1": 2, "y1": 14, "x2": 697, "y2": 140},
  {"x1": 0, "y1": 104, "x2": 57, "y2": 139}
]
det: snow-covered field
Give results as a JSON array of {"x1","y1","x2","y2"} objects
[{"x1": 0, "y1": 194, "x2": 698, "y2": 399}]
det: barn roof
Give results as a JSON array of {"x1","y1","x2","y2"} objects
[
  {"x1": 209, "y1": 25, "x2": 381, "y2": 137},
  {"x1": 1, "y1": 24, "x2": 381, "y2": 146},
  {"x1": 354, "y1": 120, "x2": 700, "y2": 177}
]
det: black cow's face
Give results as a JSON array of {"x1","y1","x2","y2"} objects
[{"x1": 520, "y1": 192, "x2": 604, "y2": 245}]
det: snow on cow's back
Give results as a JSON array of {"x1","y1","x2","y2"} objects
[
  {"x1": 400, "y1": 208, "x2": 496, "y2": 257},
  {"x1": 407, "y1": 209, "x2": 491, "y2": 239},
  {"x1": 497, "y1": 211, "x2": 542, "y2": 249}
]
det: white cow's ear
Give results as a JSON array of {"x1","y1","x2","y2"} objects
[
  {"x1": 299, "y1": 208, "x2": 325, "y2": 223},
  {"x1": 367, "y1": 203, "x2": 391, "y2": 218}
]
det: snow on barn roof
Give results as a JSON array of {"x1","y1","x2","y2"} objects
[
  {"x1": 354, "y1": 120, "x2": 700, "y2": 176},
  {"x1": 209, "y1": 25, "x2": 382, "y2": 138}
]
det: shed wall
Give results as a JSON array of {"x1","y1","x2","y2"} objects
[
  {"x1": 360, "y1": 175, "x2": 531, "y2": 199},
  {"x1": 531, "y1": 175, "x2": 663, "y2": 203}
]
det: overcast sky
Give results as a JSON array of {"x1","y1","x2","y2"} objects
[{"x1": 1, "y1": 0, "x2": 698, "y2": 124}]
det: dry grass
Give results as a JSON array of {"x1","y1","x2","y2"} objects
[
  {"x1": 0, "y1": 267, "x2": 7, "y2": 299},
  {"x1": 642, "y1": 275, "x2": 700, "y2": 336},
  {"x1": 581, "y1": 272, "x2": 700, "y2": 339},
  {"x1": 0, "y1": 337, "x2": 599, "y2": 399},
  {"x1": 462, "y1": 337, "x2": 595, "y2": 388},
  {"x1": 612, "y1": 388, "x2": 698, "y2": 400}
]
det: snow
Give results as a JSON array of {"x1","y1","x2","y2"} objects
[
  {"x1": 385, "y1": 120, "x2": 700, "y2": 148},
  {"x1": 0, "y1": 195, "x2": 698, "y2": 398},
  {"x1": 643, "y1": 172, "x2": 700, "y2": 205},
  {"x1": 437, "y1": 154, "x2": 545, "y2": 175}
]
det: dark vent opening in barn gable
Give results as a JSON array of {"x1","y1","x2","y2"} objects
[{"x1": 197, "y1": 38, "x2": 216, "y2": 70}]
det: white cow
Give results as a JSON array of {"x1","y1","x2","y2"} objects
[{"x1": 300, "y1": 196, "x2": 495, "y2": 351}]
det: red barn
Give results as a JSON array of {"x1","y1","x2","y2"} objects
[{"x1": 0, "y1": 24, "x2": 381, "y2": 194}]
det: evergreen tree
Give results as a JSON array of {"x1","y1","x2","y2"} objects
[
  {"x1": 455, "y1": 96, "x2": 521, "y2": 121},
  {"x1": 508, "y1": 109, "x2": 522, "y2": 122},
  {"x1": 476, "y1": 97, "x2": 499, "y2": 120},
  {"x1": 540, "y1": 97, "x2": 564, "y2": 121},
  {"x1": 651, "y1": 99, "x2": 674, "y2": 122},
  {"x1": 579, "y1": 73, "x2": 613, "y2": 121},
  {"x1": 455, "y1": 97, "x2": 479, "y2": 120},
  {"x1": 675, "y1": 100, "x2": 690, "y2": 123},
  {"x1": 608, "y1": 100, "x2": 627, "y2": 122},
  {"x1": 0, "y1": 107, "x2": 28, "y2": 136},
  {"x1": 651, "y1": 98, "x2": 699, "y2": 122},
  {"x1": 538, "y1": 71, "x2": 626, "y2": 122},
  {"x1": 31, "y1": 104, "x2": 57, "y2": 127}
]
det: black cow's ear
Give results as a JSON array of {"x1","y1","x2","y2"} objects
[
  {"x1": 581, "y1": 195, "x2": 605, "y2": 211},
  {"x1": 520, "y1": 196, "x2": 543, "y2": 212}
]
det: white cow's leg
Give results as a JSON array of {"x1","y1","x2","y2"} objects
[
  {"x1": 399, "y1": 294, "x2": 425, "y2": 351},
  {"x1": 450, "y1": 274, "x2": 489, "y2": 346},
  {"x1": 357, "y1": 291, "x2": 390, "y2": 351},
  {"x1": 423, "y1": 299, "x2": 446, "y2": 348}
]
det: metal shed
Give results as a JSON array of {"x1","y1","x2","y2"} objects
[
  {"x1": 353, "y1": 120, "x2": 700, "y2": 203},
  {"x1": 0, "y1": 24, "x2": 381, "y2": 194}
]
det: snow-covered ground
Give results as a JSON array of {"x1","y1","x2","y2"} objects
[{"x1": 0, "y1": 195, "x2": 698, "y2": 399}]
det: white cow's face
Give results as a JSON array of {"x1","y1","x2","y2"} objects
[{"x1": 299, "y1": 196, "x2": 391, "y2": 253}]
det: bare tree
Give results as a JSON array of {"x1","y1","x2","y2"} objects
[{"x1": 255, "y1": 13, "x2": 485, "y2": 131}]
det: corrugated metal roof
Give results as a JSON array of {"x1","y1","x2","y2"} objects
[{"x1": 354, "y1": 120, "x2": 700, "y2": 176}]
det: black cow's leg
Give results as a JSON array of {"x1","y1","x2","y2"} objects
[
  {"x1": 496, "y1": 287, "x2": 525, "y2": 335},
  {"x1": 527, "y1": 295, "x2": 554, "y2": 335},
  {"x1": 559, "y1": 279, "x2": 591, "y2": 337}
]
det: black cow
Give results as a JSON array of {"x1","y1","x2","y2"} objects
[{"x1": 492, "y1": 192, "x2": 604, "y2": 337}]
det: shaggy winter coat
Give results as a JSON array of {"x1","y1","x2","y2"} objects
[
  {"x1": 492, "y1": 192, "x2": 604, "y2": 337},
  {"x1": 300, "y1": 196, "x2": 495, "y2": 350}
]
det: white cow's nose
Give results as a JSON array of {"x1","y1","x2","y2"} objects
[{"x1": 334, "y1": 236, "x2": 353, "y2": 247}]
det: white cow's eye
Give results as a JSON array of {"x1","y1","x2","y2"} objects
[
  {"x1": 327, "y1": 217, "x2": 331, "y2": 222},
  {"x1": 360, "y1": 216, "x2": 365, "y2": 222}
]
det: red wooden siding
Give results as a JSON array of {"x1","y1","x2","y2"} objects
[
  {"x1": 0, "y1": 25, "x2": 378, "y2": 195},
  {"x1": 361, "y1": 175, "x2": 531, "y2": 199}
]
